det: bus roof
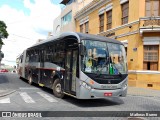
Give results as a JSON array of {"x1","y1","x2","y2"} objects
[
  {"x1": 76, "y1": 32, "x2": 122, "y2": 44},
  {"x1": 30, "y1": 32, "x2": 123, "y2": 48}
]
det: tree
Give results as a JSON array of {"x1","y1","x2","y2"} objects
[{"x1": 0, "y1": 20, "x2": 9, "y2": 45}]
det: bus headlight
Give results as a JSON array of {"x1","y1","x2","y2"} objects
[
  {"x1": 122, "y1": 84, "x2": 127, "y2": 90},
  {"x1": 81, "y1": 81, "x2": 91, "y2": 90}
]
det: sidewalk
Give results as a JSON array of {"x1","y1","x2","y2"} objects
[{"x1": 127, "y1": 87, "x2": 160, "y2": 97}]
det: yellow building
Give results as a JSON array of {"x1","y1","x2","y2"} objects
[{"x1": 75, "y1": 0, "x2": 160, "y2": 90}]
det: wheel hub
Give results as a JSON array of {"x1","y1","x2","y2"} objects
[
  {"x1": 55, "y1": 83, "x2": 61, "y2": 93},
  {"x1": 29, "y1": 78, "x2": 31, "y2": 83}
]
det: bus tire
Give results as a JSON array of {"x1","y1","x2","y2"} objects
[
  {"x1": 52, "y1": 78, "x2": 64, "y2": 98},
  {"x1": 28, "y1": 75, "x2": 33, "y2": 85}
]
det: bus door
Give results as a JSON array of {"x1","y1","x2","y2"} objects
[{"x1": 64, "y1": 49, "x2": 78, "y2": 95}]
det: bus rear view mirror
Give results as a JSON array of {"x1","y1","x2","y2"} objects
[
  {"x1": 0, "y1": 52, "x2": 4, "y2": 58},
  {"x1": 80, "y1": 44, "x2": 86, "y2": 56}
]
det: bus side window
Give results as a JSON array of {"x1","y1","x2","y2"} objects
[{"x1": 35, "y1": 52, "x2": 39, "y2": 62}]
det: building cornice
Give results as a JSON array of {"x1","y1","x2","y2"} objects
[
  {"x1": 120, "y1": 0, "x2": 129, "y2": 4},
  {"x1": 139, "y1": 16, "x2": 160, "y2": 36},
  {"x1": 140, "y1": 28, "x2": 160, "y2": 36},
  {"x1": 98, "y1": 20, "x2": 139, "y2": 35},
  {"x1": 75, "y1": 0, "x2": 111, "y2": 21},
  {"x1": 129, "y1": 70, "x2": 160, "y2": 74},
  {"x1": 140, "y1": 16, "x2": 160, "y2": 20},
  {"x1": 121, "y1": 40, "x2": 128, "y2": 47},
  {"x1": 106, "y1": 3, "x2": 113, "y2": 12},
  {"x1": 80, "y1": 16, "x2": 89, "y2": 25},
  {"x1": 115, "y1": 30, "x2": 139, "y2": 39}
]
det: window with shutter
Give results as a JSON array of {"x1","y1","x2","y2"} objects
[
  {"x1": 85, "y1": 22, "x2": 89, "y2": 34},
  {"x1": 143, "y1": 45, "x2": 159, "y2": 70},
  {"x1": 122, "y1": 2, "x2": 129, "y2": 25},
  {"x1": 80, "y1": 24, "x2": 83, "y2": 33},
  {"x1": 145, "y1": 0, "x2": 160, "y2": 16},
  {"x1": 99, "y1": 14, "x2": 104, "y2": 32},
  {"x1": 125, "y1": 47, "x2": 127, "y2": 56},
  {"x1": 106, "y1": 10, "x2": 112, "y2": 30}
]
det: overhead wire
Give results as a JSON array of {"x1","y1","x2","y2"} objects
[
  {"x1": 7, "y1": 15, "x2": 42, "y2": 25},
  {"x1": 10, "y1": 34, "x2": 34, "y2": 41}
]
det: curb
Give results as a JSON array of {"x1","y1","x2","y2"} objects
[
  {"x1": 0, "y1": 90, "x2": 17, "y2": 97},
  {"x1": 127, "y1": 94, "x2": 160, "y2": 98}
]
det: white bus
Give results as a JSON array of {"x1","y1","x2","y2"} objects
[{"x1": 18, "y1": 32, "x2": 128, "y2": 99}]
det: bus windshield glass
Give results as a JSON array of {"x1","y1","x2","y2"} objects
[{"x1": 81, "y1": 40, "x2": 127, "y2": 75}]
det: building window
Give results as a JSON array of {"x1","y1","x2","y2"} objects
[
  {"x1": 85, "y1": 22, "x2": 89, "y2": 33},
  {"x1": 143, "y1": 45, "x2": 159, "y2": 70},
  {"x1": 61, "y1": 11, "x2": 72, "y2": 26},
  {"x1": 80, "y1": 21, "x2": 89, "y2": 33},
  {"x1": 106, "y1": 10, "x2": 112, "y2": 30},
  {"x1": 121, "y1": 2, "x2": 129, "y2": 25},
  {"x1": 125, "y1": 47, "x2": 127, "y2": 56},
  {"x1": 80, "y1": 24, "x2": 83, "y2": 33},
  {"x1": 145, "y1": 0, "x2": 160, "y2": 16},
  {"x1": 99, "y1": 14, "x2": 104, "y2": 33}
]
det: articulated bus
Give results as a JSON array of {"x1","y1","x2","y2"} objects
[{"x1": 18, "y1": 32, "x2": 128, "y2": 99}]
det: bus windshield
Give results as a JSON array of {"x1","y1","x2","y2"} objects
[{"x1": 81, "y1": 40, "x2": 127, "y2": 75}]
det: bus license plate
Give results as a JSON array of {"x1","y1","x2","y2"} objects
[{"x1": 104, "y1": 93, "x2": 112, "y2": 97}]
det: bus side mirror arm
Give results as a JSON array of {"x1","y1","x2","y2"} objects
[{"x1": 80, "y1": 44, "x2": 86, "y2": 56}]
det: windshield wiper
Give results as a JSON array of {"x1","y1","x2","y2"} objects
[
  {"x1": 96, "y1": 61, "x2": 122, "y2": 77},
  {"x1": 95, "y1": 60, "x2": 108, "y2": 77}
]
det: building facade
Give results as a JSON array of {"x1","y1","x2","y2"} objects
[
  {"x1": 75, "y1": 0, "x2": 160, "y2": 90},
  {"x1": 53, "y1": 0, "x2": 78, "y2": 36},
  {"x1": 53, "y1": 0, "x2": 92, "y2": 36}
]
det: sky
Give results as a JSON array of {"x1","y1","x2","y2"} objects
[{"x1": 0, "y1": 0, "x2": 62, "y2": 66}]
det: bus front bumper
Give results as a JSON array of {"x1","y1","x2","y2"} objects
[
  {"x1": 78, "y1": 85, "x2": 127, "y2": 99},
  {"x1": 90, "y1": 87, "x2": 127, "y2": 98}
]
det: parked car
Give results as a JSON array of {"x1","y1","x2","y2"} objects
[{"x1": 0, "y1": 69, "x2": 9, "y2": 73}]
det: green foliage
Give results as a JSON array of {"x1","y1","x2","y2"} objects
[{"x1": 0, "y1": 20, "x2": 9, "y2": 45}]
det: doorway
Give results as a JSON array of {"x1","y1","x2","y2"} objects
[{"x1": 64, "y1": 49, "x2": 78, "y2": 95}]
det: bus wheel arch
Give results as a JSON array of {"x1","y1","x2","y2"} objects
[{"x1": 52, "y1": 78, "x2": 64, "y2": 98}]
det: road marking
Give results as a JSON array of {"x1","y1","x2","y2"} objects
[
  {"x1": 19, "y1": 87, "x2": 39, "y2": 90},
  {"x1": 0, "y1": 98, "x2": 10, "y2": 103},
  {"x1": 37, "y1": 92, "x2": 58, "y2": 102},
  {"x1": 19, "y1": 92, "x2": 35, "y2": 103}
]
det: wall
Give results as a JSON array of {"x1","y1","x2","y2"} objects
[
  {"x1": 61, "y1": 2, "x2": 76, "y2": 33},
  {"x1": 129, "y1": 72, "x2": 160, "y2": 90},
  {"x1": 75, "y1": 0, "x2": 160, "y2": 90},
  {"x1": 53, "y1": 0, "x2": 80, "y2": 35},
  {"x1": 53, "y1": 15, "x2": 61, "y2": 36},
  {"x1": 77, "y1": 0, "x2": 93, "y2": 11},
  {"x1": 76, "y1": 0, "x2": 142, "y2": 71}
]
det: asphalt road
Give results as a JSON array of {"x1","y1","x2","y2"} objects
[{"x1": 0, "y1": 73, "x2": 160, "y2": 120}]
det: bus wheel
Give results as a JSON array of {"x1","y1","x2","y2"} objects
[
  {"x1": 28, "y1": 75, "x2": 33, "y2": 85},
  {"x1": 52, "y1": 78, "x2": 64, "y2": 98}
]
